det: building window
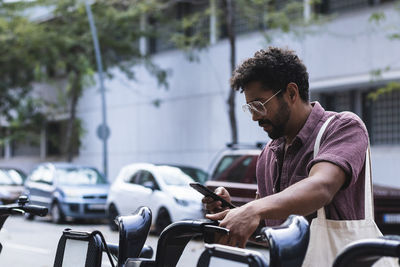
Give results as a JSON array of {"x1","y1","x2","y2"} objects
[
  {"x1": 219, "y1": 2, "x2": 269, "y2": 38},
  {"x1": 313, "y1": 0, "x2": 396, "y2": 14},
  {"x1": 314, "y1": 0, "x2": 370, "y2": 14},
  {"x1": 148, "y1": 2, "x2": 209, "y2": 54},
  {"x1": 363, "y1": 89, "x2": 400, "y2": 145},
  {"x1": 11, "y1": 134, "x2": 40, "y2": 157},
  {"x1": 318, "y1": 90, "x2": 354, "y2": 112},
  {"x1": 317, "y1": 87, "x2": 400, "y2": 145},
  {"x1": 0, "y1": 128, "x2": 5, "y2": 158}
]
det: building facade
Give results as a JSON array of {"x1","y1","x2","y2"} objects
[{"x1": 1, "y1": 0, "x2": 399, "y2": 187}]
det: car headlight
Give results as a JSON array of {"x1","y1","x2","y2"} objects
[
  {"x1": 63, "y1": 189, "x2": 82, "y2": 198},
  {"x1": 174, "y1": 197, "x2": 189, "y2": 207}
]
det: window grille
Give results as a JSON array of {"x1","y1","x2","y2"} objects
[
  {"x1": 319, "y1": 91, "x2": 353, "y2": 112},
  {"x1": 315, "y1": 0, "x2": 371, "y2": 14},
  {"x1": 364, "y1": 90, "x2": 400, "y2": 145},
  {"x1": 233, "y1": 6, "x2": 264, "y2": 35},
  {"x1": 148, "y1": 2, "x2": 209, "y2": 54}
]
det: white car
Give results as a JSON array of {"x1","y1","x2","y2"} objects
[{"x1": 107, "y1": 163, "x2": 204, "y2": 233}]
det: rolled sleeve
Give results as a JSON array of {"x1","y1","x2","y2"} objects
[{"x1": 306, "y1": 112, "x2": 368, "y2": 188}]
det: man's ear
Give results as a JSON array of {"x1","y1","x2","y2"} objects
[{"x1": 286, "y1": 83, "x2": 299, "y2": 103}]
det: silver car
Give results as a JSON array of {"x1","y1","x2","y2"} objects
[{"x1": 24, "y1": 162, "x2": 109, "y2": 223}]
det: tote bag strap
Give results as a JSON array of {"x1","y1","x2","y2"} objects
[
  {"x1": 313, "y1": 116, "x2": 335, "y2": 219},
  {"x1": 365, "y1": 145, "x2": 374, "y2": 220},
  {"x1": 313, "y1": 115, "x2": 374, "y2": 220}
]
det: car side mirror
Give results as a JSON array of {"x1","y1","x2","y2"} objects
[{"x1": 143, "y1": 181, "x2": 156, "y2": 191}]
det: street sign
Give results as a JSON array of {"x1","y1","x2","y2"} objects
[{"x1": 97, "y1": 124, "x2": 110, "y2": 140}]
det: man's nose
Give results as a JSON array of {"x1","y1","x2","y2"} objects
[{"x1": 252, "y1": 113, "x2": 261, "y2": 121}]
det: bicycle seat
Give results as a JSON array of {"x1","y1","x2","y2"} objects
[
  {"x1": 263, "y1": 215, "x2": 309, "y2": 267},
  {"x1": 116, "y1": 206, "x2": 152, "y2": 266}
]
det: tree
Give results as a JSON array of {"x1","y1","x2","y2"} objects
[
  {"x1": 0, "y1": 1, "x2": 47, "y2": 147},
  {"x1": 368, "y1": 4, "x2": 400, "y2": 100},
  {"x1": 0, "y1": 0, "x2": 168, "y2": 161},
  {"x1": 146, "y1": 0, "x2": 321, "y2": 144}
]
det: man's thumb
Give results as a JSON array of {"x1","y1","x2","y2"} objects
[{"x1": 206, "y1": 209, "x2": 228, "y2": 221}]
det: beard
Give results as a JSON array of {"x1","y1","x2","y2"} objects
[{"x1": 258, "y1": 98, "x2": 290, "y2": 140}]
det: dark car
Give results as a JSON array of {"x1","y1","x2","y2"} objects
[
  {"x1": 0, "y1": 167, "x2": 27, "y2": 204},
  {"x1": 24, "y1": 162, "x2": 109, "y2": 223},
  {"x1": 205, "y1": 145, "x2": 400, "y2": 235}
]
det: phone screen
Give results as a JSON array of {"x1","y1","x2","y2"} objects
[
  {"x1": 209, "y1": 257, "x2": 249, "y2": 267},
  {"x1": 62, "y1": 239, "x2": 89, "y2": 267}
]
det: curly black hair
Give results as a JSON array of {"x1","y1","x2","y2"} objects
[{"x1": 230, "y1": 47, "x2": 309, "y2": 102}]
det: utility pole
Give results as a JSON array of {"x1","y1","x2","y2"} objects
[{"x1": 85, "y1": 1, "x2": 110, "y2": 178}]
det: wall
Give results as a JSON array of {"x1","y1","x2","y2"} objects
[{"x1": 2, "y1": 3, "x2": 399, "y2": 187}]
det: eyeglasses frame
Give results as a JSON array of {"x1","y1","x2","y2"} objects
[{"x1": 242, "y1": 89, "x2": 282, "y2": 116}]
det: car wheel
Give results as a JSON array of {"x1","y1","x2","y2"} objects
[
  {"x1": 51, "y1": 202, "x2": 65, "y2": 224},
  {"x1": 155, "y1": 208, "x2": 172, "y2": 235},
  {"x1": 108, "y1": 204, "x2": 119, "y2": 231}
]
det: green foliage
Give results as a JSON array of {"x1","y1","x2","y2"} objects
[
  {"x1": 369, "y1": 12, "x2": 386, "y2": 24},
  {"x1": 0, "y1": 9, "x2": 44, "y2": 121},
  {"x1": 0, "y1": 0, "x2": 170, "y2": 158},
  {"x1": 369, "y1": 66, "x2": 391, "y2": 81},
  {"x1": 156, "y1": 0, "x2": 325, "y2": 60},
  {"x1": 368, "y1": 82, "x2": 400, "y2": 101},
  {"x1": 0, "y1": 97, "x2": 46, "y2": 146},
  {"x1": 368, "y1": 2, "x2": 400, "y2": 100}
]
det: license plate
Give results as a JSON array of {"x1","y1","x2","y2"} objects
[
  {"x1": 87, "y1": 204, "x2": 105, "y2": 210},
  {"x1": 383, "y1": 214, "x2": 400, "y2": 224}
]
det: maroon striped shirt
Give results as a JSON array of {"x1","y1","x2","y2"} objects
[{"x1": 256, "y1": 102, "x2": 368, "y2": 226}]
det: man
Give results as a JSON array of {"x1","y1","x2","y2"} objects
[{"x1": 204, "y1": 47, "x2": 368, "y2": 249}]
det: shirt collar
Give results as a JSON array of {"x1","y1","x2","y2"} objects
[
  {"x1": 296, "y1": 101, "x2": 325, "y2": 145},
  {"x1": 268, "y1": 101, "x2": 325, "y2": 153}
]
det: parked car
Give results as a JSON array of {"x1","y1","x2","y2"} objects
[
  {"x1": 0, "y1": 167, "x2": 27, "y2": 204},
  {"x1": 107, "y1": 163, "x2": 204, "y2": 233},
  {"x1": 24, "y1": 162, "x2": 109, "y2": 223},
  {"x1": 205, "y1": 144, "x2": 400, "y2": 235},
  {"x1": 157, "y1": 164, "x2": 208, "y2": 184}
]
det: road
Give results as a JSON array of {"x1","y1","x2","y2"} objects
[{"x1": 0, "y1": 216, "x2": 268, "y2": 267}]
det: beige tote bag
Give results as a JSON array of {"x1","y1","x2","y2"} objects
[{"x1": 302, "y1": 115, "x2": 398, "y2": 267}]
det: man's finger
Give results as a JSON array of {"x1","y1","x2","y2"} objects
[
  {"x1": 215, "y1": 232, "x2": 229, "y2": 245},
  {"x1": 238, "y1": 238, "x2": 246, "y2": 248},
  {"x1": 215, "y1": 187, "x2": 224, "y2": 195},
  {"x1": 227, "y1": 235, "x2": 238, "y2": 247},
  {"x1": 202, "y1": 196, "x2": 214, "y2": 203},
  {"x1": 206, "y1": 209, "x2": 229, "y2": 221}
]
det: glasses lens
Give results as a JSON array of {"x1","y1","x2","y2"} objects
[
  {"x1": 242, "y1": 104, "x2": 255, "y2": 116},
  {"x1": 242, "y1": 102, "x2": 266, "y2": 116},
  {"x1": 250, "y1": 101, "x2": 266, "y2": 115},
  {"x1": 242, "y1": 104, "x2": 250, "y2": 114}
]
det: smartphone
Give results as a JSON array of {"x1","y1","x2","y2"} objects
[{"x1": 190, "y1": 182, "x2": 236, "y2": 209}]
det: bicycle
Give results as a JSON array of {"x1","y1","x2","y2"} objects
[
  {"x1": 53, "y1": 206, "x2": 310, "y2": 267},
  {"x1": 0, "y1": 195, "x2": 48, "y2": 255}
]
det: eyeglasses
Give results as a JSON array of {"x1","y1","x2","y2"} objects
[{"x1": 242, "y1": 90, "x2": 282, "y2": 117}]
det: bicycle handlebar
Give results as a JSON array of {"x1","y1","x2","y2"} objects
[
  {"x1": 333, "y1": 236, "x2": 400, "y2": 267},
  {"x1": 155, "y1": 219, "x2": 230, "y2": 267},
  {"x1": 0, "y1": 196, "x2": 48, "y2": 217},
  {"x1": 23, "y1": 205, "x2": 48, "y2": 217}
]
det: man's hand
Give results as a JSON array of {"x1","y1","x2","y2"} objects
[
  {"x1": 202, "y1": 187, "x2": 231, "y2": 213},
  {"x1": 206, "y1": 203, "x2": 261, "y2": 248}
]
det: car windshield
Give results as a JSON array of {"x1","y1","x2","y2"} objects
[
  {"x1": 174, "y1": 166, "x2": 208, "y2": 184},
  {"x1": 159, "y1": 167, "x2": 193, "y2": 186},
  {"x1": 0, "y1": 169, "x2": 25, "y2": 185},
  {"x1": 212, "y1": 154, "x2": 258, "y2": 184},
  {"x1": 56, "y1": 167, "x2": 107, "y2": 185}
]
